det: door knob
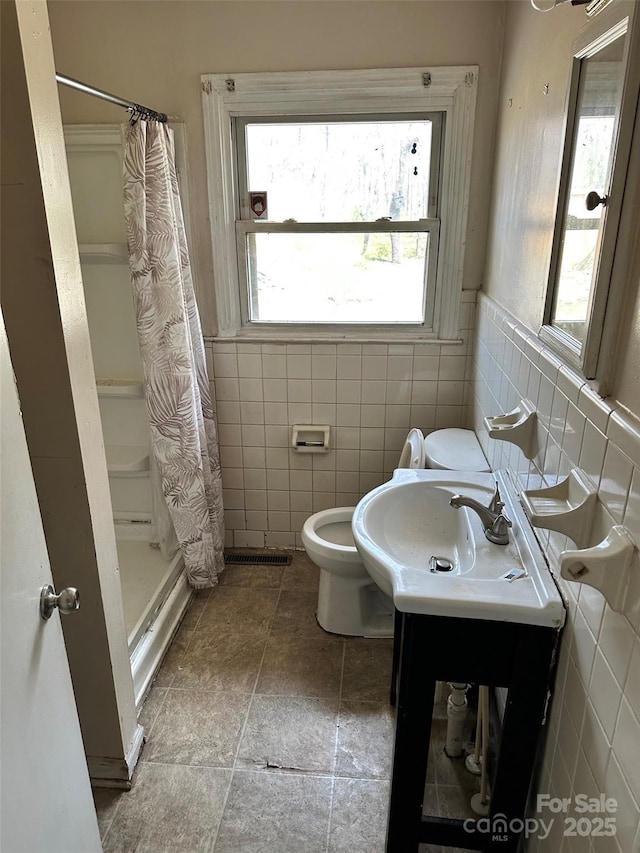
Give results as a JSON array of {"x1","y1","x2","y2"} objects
[
  {"x1": 585, "y1": 190, "x2": 608, "y2": 211},
  {"x1": 40, "y1": 585, "x2": 80, "y2": 620}
]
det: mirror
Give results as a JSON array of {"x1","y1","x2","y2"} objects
[{"x1": 549, "y1": 32, "x2": 625, "y2": 346}]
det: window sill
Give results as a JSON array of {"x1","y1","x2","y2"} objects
[
  {"x1": 206, "y1": 329, "x2": 464, "y2": 346},
  {"x1": 538, "y1": 324, "x2": 585, "y2": 375}
]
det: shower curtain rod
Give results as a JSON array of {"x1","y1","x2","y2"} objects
[{"x1": 56, "y1": 73, "x2": 168, "y2": 123}]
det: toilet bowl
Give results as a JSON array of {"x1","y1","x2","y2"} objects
[
  {"x1": 302, "y1": 427, "x2": 489, "y2": 637},
  {"x1": 303, "y1": 506, "x2": 396, "y2": 638}
]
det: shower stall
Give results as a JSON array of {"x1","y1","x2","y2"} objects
[{"x1": 64, "y1": 124, "x2": 192, "y2": 707}]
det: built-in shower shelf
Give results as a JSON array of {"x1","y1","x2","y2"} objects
[
  {"x1": 79, "y1": 242, "x2": 128, "y2": 263},
  {"x1": 96, "y1": 378, "x2": 144, "y2": 398},
  {"x1": 105, "y1": 444, "x2": 150, "y2": 477}
]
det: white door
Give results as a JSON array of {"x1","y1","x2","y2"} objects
[{"x1": 0, "y1": 314, "x2": 102, "y2": 853}]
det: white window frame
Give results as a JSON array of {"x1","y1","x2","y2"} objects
[
  {"x1": 201, "y1": 67, "x2": 478, "y2": 341},
  {"x1": 235, "y1": 111, "x2": 443, "y2": 331}
]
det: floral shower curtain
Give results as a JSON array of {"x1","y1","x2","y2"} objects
[{"x1": 123, "y1": 120, "x2": 225, "y2": 588}]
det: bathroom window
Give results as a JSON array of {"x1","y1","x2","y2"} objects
[
  {"x1": 202, "y1": 67, "x2": 478, "y2": 341},
  {"x1": 235, "y1": 114, "x2": 441, "y2": 326},
  {"x1": 541, "y1": 4, "x2": 640, "y2": 387}
]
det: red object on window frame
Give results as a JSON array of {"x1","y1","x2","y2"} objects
[{"x1": 249, "y1": 191, "x2": 268, "y2": 218}]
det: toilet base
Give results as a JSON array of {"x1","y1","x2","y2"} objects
[{"x1": 317, "y1": 568, "x2": 394, "y2": 638}]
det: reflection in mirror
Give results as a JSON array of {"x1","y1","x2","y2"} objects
[{"x1": 550, "y1": 34, "x2": 625, "y2": 345}]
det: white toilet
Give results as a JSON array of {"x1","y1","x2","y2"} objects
[{"x1": 302, "y1": 428, "x2": 490, "y2": 637}]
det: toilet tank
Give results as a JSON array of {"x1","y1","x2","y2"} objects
[{"x1": 423, "y1": 428, "x2": 490, "y2": 473}]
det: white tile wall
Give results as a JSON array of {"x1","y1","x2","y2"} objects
[
  {"x1": 206, "y1": 292, "x2": 475, "y2": 550},
  {"x1": 473, "y1": 293, "x2": 640, "y2": 853}
]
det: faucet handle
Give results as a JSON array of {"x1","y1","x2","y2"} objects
[
  {"x1": 487, "y1": 511, "x2": 512, "y2": 545},
  {"x1": 489, "y1": 483, "x2": 504, "y2": 514}
]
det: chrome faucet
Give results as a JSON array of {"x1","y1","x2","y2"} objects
[{"x1": 449, "y1": 483, "x2": 512, "y2": 545}]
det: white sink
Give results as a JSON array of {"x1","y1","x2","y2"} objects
[{"x1": 352, "y1": 469, "x2": 566, "y2": 628}]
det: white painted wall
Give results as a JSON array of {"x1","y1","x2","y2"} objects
[{"x1": 483, "y1": 0, "x2": 640, "y2": 412}]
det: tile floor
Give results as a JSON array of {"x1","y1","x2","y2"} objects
[{"x1": 94, "y1": 551, "x2": 479, "y2": 852}]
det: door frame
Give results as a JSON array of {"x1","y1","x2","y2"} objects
[{"x1": 1, "y1": 0, "x2": 141, "y2": 786}]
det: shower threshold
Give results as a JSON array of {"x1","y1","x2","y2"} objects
[{"x1": 115, "y1": 525, "x2": 191, "y2": 709}]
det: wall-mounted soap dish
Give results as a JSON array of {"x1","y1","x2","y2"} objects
[
  {"x1": 520, "y1": 469, "x2": 597, "y2": 548},
  {"x1": 484, "y1": 400, "x2": 536, "y2": 457},
  {"x1": 559, "y1": 526, "x2": 636, "y2": 612}
]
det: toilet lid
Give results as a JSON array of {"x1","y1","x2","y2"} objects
[
  {"x1": 424, "y1": 428, "x2": 490, "y2": 472},
  {"x1": 398, "y1": 428, "x2": 425, "y2": 469}
]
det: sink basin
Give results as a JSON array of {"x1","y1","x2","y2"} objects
[{"x1": 352, "y1": 469, "x2": 565, "y2": 628}]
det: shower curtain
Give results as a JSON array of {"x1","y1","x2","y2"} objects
[{"x1": 123, "y1": 119, "x2": 225, "y2": 588}]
